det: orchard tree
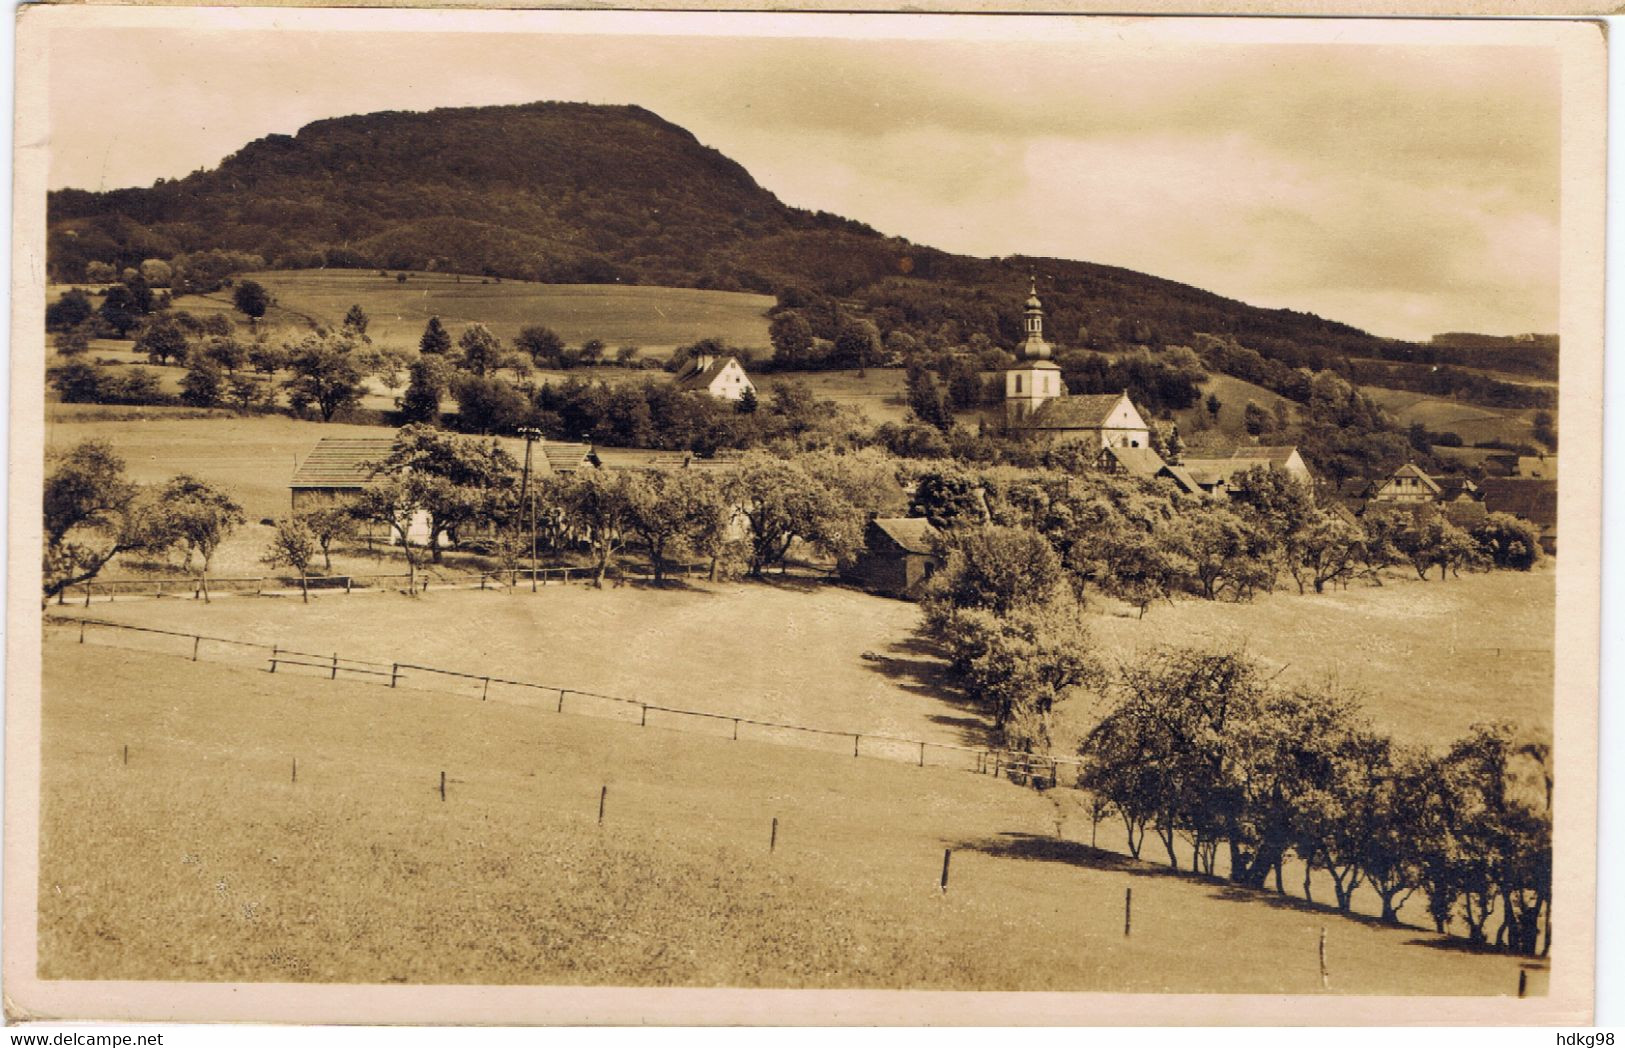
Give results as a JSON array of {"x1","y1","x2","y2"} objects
[
  {"x1": 300, "y1": 503, "x2": 360, "y2": 572},
  {"x1": 728, "y1": 453, "x2": 856, "y2": 577},
  {"x1": 98, "y1": 285, "x2": 144, "y2": 337},
  {"x1": 457, "y1": 323, "x2": 506, "y2": 376},
  {"x1": 549, "y1": 469, "x2": 635, "y2": 587},
  {"x1": 46, "y1": 289, "x2": 94, "y2": 331},
  {"x1": 342, "y1": 304, "x2": 370, "y2": 337},
  {"x1": 233, "y1": 280, "x2": 271, "y2": 322},
  {"x1": 1471, "y1": 512, "x2": 1543, "y2": 571},
  {"x1": 282, "y1": 333, "x2": 365, "y2": 422},
  {"x1": 263, "y1": 517, "x2": 319, "y2": 602},
  {"x1": 932, "y1": 524, "x2": 1064, "y2": 616},
  {"x1": 768, "y1": 311, "x2": 814, "y2": 368},
  {"x1": 515, "y1": 325, "x2": 564, "y2": 365},
  {"x1": 180, "y1": 358, "x2": 225, "y2": 408},
  {"x1": 355, "y1": 476, "x2": 430, "y2": 595},
  {"x1": 370, "y1": 425, "x2": 518, "y2": 563},
  {"x1": 134, "y1": 315, "x2": 191, "y2": 365},
  {"x1": 623, "y1": 469, "x2": 726, "y2": 583},
  {"x1": 42, "y1": 441, "x2": 154, "y2": 601},
  {"x1": 150, "y1": 475, "x2": 245, "y2": 601}
]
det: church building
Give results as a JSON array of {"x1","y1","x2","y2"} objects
[{"x1": 999, "y1": 280, "x2": 1152, "y2": 449}]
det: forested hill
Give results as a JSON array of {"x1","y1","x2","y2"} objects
[{"x1": 47, "y1": 100, "x2": 1547, "y2": 386}]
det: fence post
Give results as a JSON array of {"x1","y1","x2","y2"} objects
[
  {"x1": 598, "y1": 785, "x2": 607, "y2": 825},
  {"x1": 770, "y1": 817, "x2": 778, "y2": 853},
  {"x1": 331, "y1": 652, "x2": 339, "y2": 680},
  {"x1": 79, "y1": 619, "x2": 86, "y2": 644},
  {"x1": 440, "y1": 770, "x2": 446, "y2": 802},
  {"x1": 390, "y1": 663, "x2": 399, "y2": 688},
  {"x1": 1318, "y1": 927, "x2": 1329, "y2": 989},
  {"x1": 919, "y1": 742, "x2": 926, "y2": 767},
  {"x1": 270, "y1": 644, "x2": 279, "y2": 674},
  {"x1": 853, "y1": 734, "x2": 860, "y2": 759},
  {"x1": 1124, "y1": 887, "x2": 1132, "y2": 937},
  {"x1": 123, "y1": 744, "x2": 128, "y2": 766},
  {"x1": 640, "y1": 704, "x2": 647, "y2": 727},
  {"x1": 84, "y1": 583, "x2": 92, "y2": 608},
  {"x1": 292, "y1": 758, "x2": 297, "y2": 784},
  {"x1": 1518, "y1": 969, "x2": 1527, "y2": 998},
  {"x1": 155, "y1": 580, "x2": 164, "y2": 599},
  {"x1": 732, "y1": 718, "x2": 740, "y2": 741},
  {"x1": 481, "y1": 677, "x2": 490, "y2": 701},
  {"x1": 192, "y1": 635, "x2": 201, "y2": 661},
  {"x1": 345, "y1": 576, "x2": 353, "y2": 595},
  {"x1": 940, "y1": 849, "x2": 952, "y2": 893},
  {"x1": 557, "y1": 689, "x2": 567, "y2": 713}
]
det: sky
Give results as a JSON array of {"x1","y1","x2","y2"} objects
[{"x1": 45, "y1": 17, "x2": 1563, "y2": 341}]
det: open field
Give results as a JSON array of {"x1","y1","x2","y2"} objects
[
  {"x1": 1361, "y1": 387, "x2": 1542, "y2": 447},
  {"x1": 54, "y1": 561, "x2": 1553, "y2": 757},
  {"x1": 1174, "y1": 373, "x2": 1298, "y2": 451},
  {"x1": 38, "y1": 641, "x2": 1541, "y2": 993},
  {"x1": 164, "y1": 270, "x2": 776, "y2": 354}
]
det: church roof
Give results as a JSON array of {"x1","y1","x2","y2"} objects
[{"x1": 1021, "y1": 393, "x2": 1128, "y2": 430}]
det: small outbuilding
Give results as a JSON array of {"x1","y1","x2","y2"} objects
[{"x1": 844, "y1": 517, "x2": 944, "y2": 599}]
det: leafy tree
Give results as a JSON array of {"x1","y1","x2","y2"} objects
[
  {"x1": 50, "y1": 361, "x2": 105, "y2": 403},
  {"x1": 134, "y1": 315, "x2": 191, "y2": 365},
  {"x1": 908, "y1": 468, "x2": 988, "y2": 530},
  {"x1": 420, "y1": 316, "x2": 453, "y2": 356},
  {"x1": 138, "y1": 258, "x2": 173, "y2": 287},
  {"x1": 282, "y1": 333, "x2": 365, "y2": 422},
  {"x1": 1242, "y1": 400, "x2": 1271, "y2": 437},
  {"x1": 510, "y1": 325, "x2": 561, "y2": 366},
  {"x1": 97, "y1": 285, "x2": 144, "y2": 337},
  {"x1": 932, "y1": 524, "x2": 1064, "y2": 617},
  {"x1": 1293, "y1": 511, "x2": 1366, "y2": 593},
  {"x1": 147, "y1": 476, "x2": 245, "y2": 601},
  {"x1": 300, "y1": 503, "x2": 361, "y2": 573},
  {"x1": 452, "y1": 374, "x2": 532, "y2": 435},
  {"x1": 735, "y1": 385, "x2": 759, "y2": 415},
  {"x1": 549, "y1": 468, "x2": 635, "y2": 587},
  {"x1": 248, "y1": 340, "x2": 289, "y2": 377},
  {"x1": 233, "y1": 280, "x2": 271, "y2": 322},
  {"x1": 769, "y1": 311, "x2": 815, "y2": 368},
  {"x1": 1162, "y1": 505, "x2": 1269, "y2": 600},
  {"x1": 263, "y1": 517, "x2": 319, "y2": 602},
  {"x1": 457, "y1": 323, "x2": 506, "y2": 376},
  {"x1": 728, "y1": 453, "x2": 856, "y2": 576},
  {"x1": 1531, "y1": 410, "x2": 1557, "y2": 451},
  {"x1": 46, "y1": 289, "x2": 94, "y2": 331},
  {"x1": 1206, "y1": 392, "x2": 1222, "y2": 419},
  {"x1": 623, "y1": 469, "x2": 726, "y2": 583},
  {"x1": 42, "y1": 441, "x2": 153, "y2": 601},
  {"x1": 1470, "y1": 512, "x2": 1543, "y2": 571},
  {"x1": 354, "y1": 476, "x2": 430, "y2": 595},
  {"x1": 225, "y1": 373, "x2": 266, "y2": 414},
  {"x1": 369, "y1": 425, "x2": 518, "y2": 563},
  {"x1": 579, "y1": 338, "x2": 607, "y2": 366},
  {"x1": 1395, "y1": 507, "x2": 1480, "y2": 581},
  {"x1": 202, "y1": 336, "x2": 249, "y2": 373},
  {"x1": 940, "y1": 595, "x2": 1101, "y2": 745},
  {"x1": 180, "y1": 358, "x2": 226, "y2": 408},
  {"x1": 54, "y1": 326, "x2": 93, "y2": 358}
]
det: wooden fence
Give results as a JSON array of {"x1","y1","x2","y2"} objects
[{"x1": 43, "y1": 614, "x2": 1082, "y2": 788}]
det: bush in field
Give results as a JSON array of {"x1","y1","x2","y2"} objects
[
  {"x1": 263, "y1": 517, "x2": 320, "y2": 601},
  {"x1": 46, "y1": 289, "x2": 95, "y2": 332},
  {"x1": 282, "y1": 333, "x2": 365, "y2": 422},
  {"x1": 233, "y1": 280, "x2": 271, "y2": 322},
  {"x1": 1470, "y1": 513, "x2": 1543, "y2": 571},
  {"x1": 180, "y1": 358, "x2": 226, "y2": 408}
]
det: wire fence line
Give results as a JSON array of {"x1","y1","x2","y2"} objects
[
  {"x1": 51, "y1": 562, "x2": 722, "y2": 606},
  {"x1": 42, "y1": 614, "x2": 1080, "y2": 788}
]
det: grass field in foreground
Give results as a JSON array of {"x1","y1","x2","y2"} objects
[
  {"x1": 56, "y1": 562, "x2": 1553, "y2": 754},
  {"x1": 164, "y1": 270, "x2": 775, "y2": 354},
  {"x1": 38, "y1": 642, "x2": 1541, "y2": 993}
]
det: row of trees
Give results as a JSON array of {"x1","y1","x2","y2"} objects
[
  {"x1": 43, "y1": 442, "x2": 245, "y2": 602},
  {"x1": 1079, "y1": 648, "x2": 1551, "y2": 954}
]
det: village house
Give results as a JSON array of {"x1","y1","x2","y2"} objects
[
  {"x1": 674, "y1": 351, "x2": 755, "y2": 402},
  {"x1": 1179, "y1": 445, "x2": 1315, "y2": 498},
  {"x1": 1479, "y1": 477, "x2": 1558, "y2": 554},
  {"x1": 1094, "y1": 444, "x2": 1204, "y2": 497},
  {"x1": 842, "y1": 516, "x2": 945, "y2": 599}
]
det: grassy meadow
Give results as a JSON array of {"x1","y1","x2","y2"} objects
[
  {"x1": 39, "y1": 640, "x2": 1543, "y2": 993},
  {"x1": 164, "y1": 270, "x2": 776, "y2": 355}
]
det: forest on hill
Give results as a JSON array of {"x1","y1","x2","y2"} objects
[{"x1": 47, "y1": 100, "x2": 1555, "y2": 404}]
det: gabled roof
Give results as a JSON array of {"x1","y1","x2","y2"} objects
[
  {"x1": 1157, "y1": 463, "x2": 1202, "y2": 496},
  {"x1": 674, "y1": 356, "x2": 747, "y2": 391},
  {"x1": 1099, "y1": 444, "x2": 1168, "y2": 478},
  {"x1": 1479, "y1": 478, "x2": 1558, "y2": 528},
  {"x1": 868, "y1": 517, "x2": 941, "y2": 556},
  {"x1": 1432, "y1": 474, "x2": 1479, "y2": 501},
  {"x1": 290, "y1": 437, "x2": 396, "y2": 489},
  {"x1": 1021, "y1": 393, "x2": 1129, "y2": 431},
  {"x1": 590, "y1": 446, "x2": 744, "y2": 473},
  {"x1": 1180, "y1": 457, "x2": 1243, "y2": 487},
  {"x1": 540, "y1": 442, "x2": 592, "y2": 473},
  {"x1": 1231, "y1": 446, "x2": 1303, "y2": 467},
  {"x1": 1386, "y1": 462, "x2": 1442, "y2": 494}
]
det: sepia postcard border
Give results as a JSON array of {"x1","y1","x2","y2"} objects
[{"x1": 2, "y1": 7, "x2": 1607, "y2": 1025}]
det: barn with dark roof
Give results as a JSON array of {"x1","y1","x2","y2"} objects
[{"x1": 842, "y1": 517, "x2": 944, "y2": 599}]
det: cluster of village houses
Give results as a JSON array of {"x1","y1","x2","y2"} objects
[{"x1": 289, "y1": 286, "x2": 1556, "y2": 598}]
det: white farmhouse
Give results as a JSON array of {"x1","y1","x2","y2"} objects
[{"x1": 675, "y1": 352, "x2": 755, "y2": 402}]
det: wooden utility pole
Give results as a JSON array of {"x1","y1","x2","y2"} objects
[{"x1": 517, "y1": 426, "x2": 542, "y2": 592}]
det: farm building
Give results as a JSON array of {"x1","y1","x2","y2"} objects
[
  {"x1": 674, "y1": 352, "x2": 755, "y2": 402},
  {"x1": 1479, "y1": 477, "x2": 1558, "y2": 554},
  {"x1": 1370, "y1": 462, "x2": 1443, "y2": 504},
  {"x1": 589, "y1": 447, "x2": 743, "y2": 475},
  {"x1": 843, "y1": 517, "x2": 944, "y2": 599},
  {"x1": 1181, "y1": 445, "x2": 1314, "y2": 497},
  {"x1": 1094, "y1": 444, "x2": 1204, "y2": 497},
  {"x1": 289, "y1": 437, "x2": 396, "y2": 513}
]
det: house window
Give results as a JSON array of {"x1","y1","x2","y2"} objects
[{"x1": 1015, "y1": 375, "x2": 1023, "y2": 394}]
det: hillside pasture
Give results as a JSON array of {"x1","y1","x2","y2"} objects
[
  {"x1": 1361, "y1": 387, "x2": 1542, "y2": 447},
  {"x1": 167, "y1": 270, "x2": 776, "y2": 354},
  {"x1": 38, "y1": 640, "x2": 1540, "y2": 995},
  {"x1": 1174, "y1": 373, "x2": 1298, "y2": 451}
]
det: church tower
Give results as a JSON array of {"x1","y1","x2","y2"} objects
[{"x1": 1005, "y1": 278, "x2": 1065, "y2": 423}]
